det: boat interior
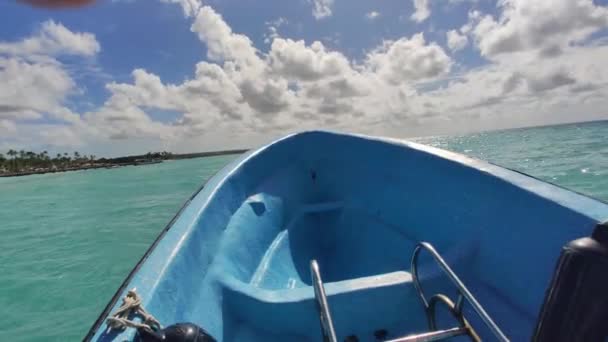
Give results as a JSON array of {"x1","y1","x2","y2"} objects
[{"x1": 94, "y1": 131, "x2": 607, "y2": 342}]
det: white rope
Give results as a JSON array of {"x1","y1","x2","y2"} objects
[{"x1": 106, "y1": 289, "x2": 161, "y2": 332}]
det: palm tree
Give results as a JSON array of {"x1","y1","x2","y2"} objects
[
  {"x1": 54, "y1": 153, "x2": 62, "y2": 168},
  {"x1": 7, "y1": 150, "x2": 18, "y2": 171},
  {"x1": 42, "y1": 151, "x2": 50, "y2": 167},
  {"x1": 6, "y1": 150, "x2": 15, "y2": 171}
]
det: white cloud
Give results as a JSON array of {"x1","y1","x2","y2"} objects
[
  {"x1": 472, "y1": 0, "x2": 608, "y2": 59},
  {"x1": 366, "y1": 33, "x2": 452, "y2": 83},
  {"x1": 411, "y1": 0, "x2": 431, "y2": 23},
  {"x1": 84, "y1": 102, "x2": 172, "y2": 141},
  {"x1": 5, "y1": 0, "x2": 608, "y2": 154},
  {"x1": 0, "y1": 20, "x2": 101, "y2": 129},
  {"x1": 366, "y1": 11, "x2": 381, "y2": 20},
  {"x1": 264, "y1": 27, "x2": 279, "y2": 45},
  {"x1": 311, "y1": 0, "x2": 334, "y2": 20},
  {"x1": 525, "y1": 70, "x2": 576, "y2": 93},
  {"x1": 446, "y1": 29, "x2": 468, "y2": 51},
  {"x1": 407, "y1": 42, "x2": 608, "y2": 128},
  {"x1": 0, "y1": 57, "x2": 74, "y2": 121},
  {"x1": 264, "y1": 17, "x2": 287, "y2": 45},
  {"x1": 77, "y1": 5, "x2": 457, "y2": 146},
  {"x1": 159, "y1": 0, "x2": 202, "y2": 17},
  {"x1": 0, "y1": 20, "x2": 100, "y2": 58},
  {"x1": 190, "y1": 7, "x2": 293, "y2": 117},
  {"x1": 268, "y1": 39, "x2": 351, "y2": 81},
  {"x1": 0, "y1": 21, "x2": 103, "y2": 149},
  {"x1": 191, "y1": 7, "x2": 261, "y2": 67},
  {"x1": 84, "y1": 67, "x2": 217, "y2": 141},
  {"x1": 105, "y1": 69, "x2": 180, "y2": 111}
]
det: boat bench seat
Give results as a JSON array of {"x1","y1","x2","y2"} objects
[
  {"x1": 210, "y1": 196, "x2": 484, "y2": 340},
  {"x1": 218, "y1": 270, "x2": 428, "y2": 341}
]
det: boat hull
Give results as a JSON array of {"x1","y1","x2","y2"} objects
[{"x1": 87, "y1": 131, "x2": 608, "y2": 341}]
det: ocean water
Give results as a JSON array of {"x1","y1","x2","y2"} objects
[
  {"x1": 0, "y1": 156, "x2": 237, "y2": 341},
  {"x1": 1, "y1": 121, "x2": 607, "y2": 341},
  {"x1": 414, "y1": 120, "x2": 608, "y2": 202}
]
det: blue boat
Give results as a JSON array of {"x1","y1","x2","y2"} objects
[{"x1": 86, "y1": 131, "x2": 608, "y2": 342}]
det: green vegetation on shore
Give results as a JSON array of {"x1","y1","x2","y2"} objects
[
  {"x1": 0, "y1": 150, "x2": 95, "y2": 174},
  {"x1": 0, "y1": 149, "x2": 248, "y2": 177}
]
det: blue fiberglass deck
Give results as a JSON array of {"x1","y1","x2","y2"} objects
[{"x1": 88, "y1": 131, "x2": 608, "y2": 341}]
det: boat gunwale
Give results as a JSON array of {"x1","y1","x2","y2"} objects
[
  {"x1": 82, "y1": 153, "x2": 250, "y2": 341},
  {"x1": 351, "y1": 131, "x2": 608, "y2": 221}
]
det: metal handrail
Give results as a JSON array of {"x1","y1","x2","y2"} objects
[
  {"x1": 385, "y1": 327, "x2": 468, "y2": 342},
  {"x1": 311, "y1": 260, "x2": 338, "y2": 342},
  {"x1": 411, "y1": 242, "x2": 509, "y2": 342}
]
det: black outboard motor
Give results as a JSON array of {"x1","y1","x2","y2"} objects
[
  {"x1": 137, "y1": 323, "x2": 217, "y2": 342},
  {"x1": 533, "y1": 222, "x2": 608, "y2": 342}
]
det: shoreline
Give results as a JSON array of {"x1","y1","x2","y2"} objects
[
  {"x1": 0, "y1": 161, "x2": 160, "y2": 178},
  {"x1": 0, "y1": 149, "x2": 248, "y2": 178}
]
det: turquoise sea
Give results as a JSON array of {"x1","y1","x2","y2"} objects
[{"x1": 1, "y1": 121, "x2": 607, "y2": 341}]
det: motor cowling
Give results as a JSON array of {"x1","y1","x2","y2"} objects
[
  {"x1": 137, "y1": 323, "x2": 217, "y2": 342},
  {"x1": 533, "y1": 222, "x2": 608, "y2": 342}
]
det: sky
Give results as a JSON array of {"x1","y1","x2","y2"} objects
[{"x1": 1, "y1": 0, "x2": 608, "y2": 156}]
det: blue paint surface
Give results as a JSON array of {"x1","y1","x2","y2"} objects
[{"x1": 90, "y1": 131, "x2": 608, "y2": 341}]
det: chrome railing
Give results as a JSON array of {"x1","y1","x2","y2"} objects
[
  {"x1": 411, "y1": 242, "x2": 509, "y2": 342},
  {"x1": 385, "y1": 326, "x2": 469, "y2": 342},
  {"x1": 310, "y1": 260, "x2": 338, "y2": 342}
]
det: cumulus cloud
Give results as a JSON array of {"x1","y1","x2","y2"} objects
[
  {"x1": 268, "y1": 39, "x2": 351, "y2": 81},
  {"x1": 239, "y1": 78, "x2": 291, "y2": 115},
  {"x1": 264, "y1": 17, "x2": 287, "y2": 45},
  {"x1": 191, "y1": 7, "x2": 262, "y2": 69},
  {"x1": 84, "y1": 102, "x2": 171, "y2": 141},
  {"x1": 310, "y1": 0, "x2": 334, "y2": 20},
  {"x1": 0, "y1": 58, "x2": 74, "y2": 120},
  {"x1": 472, "y1": 0, "x2": 608, "y2": 59},
  {"x1": 191, "y1": 8, "x2": 294, "y2": 117},
  {"x1": 392, "y1": 0, "x2": 608, "y2": 135},
  {"x1": 366, "y1": 33, "x2": 452, "y2": 83},
  {"x1": 412, "y1": 43, "x2": 608, "y2": 126},
  {"x1": 78, "y1": 5, "x2": 458, "y2": 144},
  {"x1": 5, "y1": 0, "x2": 608, "y2": 153},
  {"x1": 446, "y1": 29, "x2": 468, "y2": 51},
  {"x1": 411, "y1": 0, "x2": 431, "y2": 23},
  {"x1": 0, "y1": 21, "x2": 101, "y2": 129},
  {"x1": 180, "y1": 62, "x2": 244, "y2": 119},
  {"x1": 525, "y1": 70, "x2": 576, "y2": 93},
  {"x1": 0, "y1": 20, "x2": 100, "y2": 57},
  {"x1": 0, "y1": 20, "x2": 103, "y2": 149}
]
